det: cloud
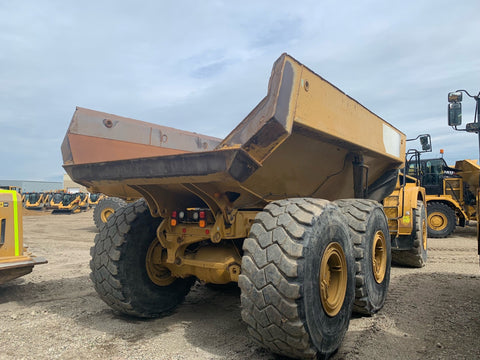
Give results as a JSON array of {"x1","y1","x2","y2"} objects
[{"x1": 1, "y1": 0, "x2": 479, "y2": 181}]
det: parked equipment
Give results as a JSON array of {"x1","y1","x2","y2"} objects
[
  {"x1": 52, "y1": 192, "x2": 87, "y2": 213},
  {"x1": 88, "y1": 193, "x2": 105, "y2": 208},
  {"x1": 62, "y1": 54, "x2": 425, "y2": 359},
  {"x1": 0, "y1": 189, "x2": 47, "y2": 284},
  {"x1": 406, "y1": 156, "x2": 479, "y2": 237},
  {"x1": 24, "y1": 192, "x2": 47, "y2": 210},
  {"x1": 46, "y1": 190, "x2": 65, "y2": 210}
]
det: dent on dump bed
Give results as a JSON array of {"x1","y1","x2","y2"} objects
[{"x1": 62, "y1": 54, "x2": 418, "y2": 359}]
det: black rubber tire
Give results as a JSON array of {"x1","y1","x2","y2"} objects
[
  {"x1": 239, "y1": 198, "x2": 355, "y2": 359},
  {"x1": 90, "y1": 199, "x2": 194, "y2": 318},
  {"x1": 93, "y1": 197, "x2": 127, "y2": 230},
  {"x1": 335, "y1": 199, "x2": 391, "y2": 316},
  {"x1": 392, "y1": 200, "x2": 428, "y2": 268},
  {"x1": 426, "y1": 202, "x2": 456, "y2": 238}
]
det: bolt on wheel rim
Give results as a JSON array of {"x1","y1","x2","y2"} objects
[
  {"x1": 319, "y1": 242, "x2": 347, "y2": 317},
  {"x1": 372, "y1": 230, "x2": 387, "y2": 284}
]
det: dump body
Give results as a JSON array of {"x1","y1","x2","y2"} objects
[
  {"x1": 64, "y1": 54, "x2": 410, "y2": 359},
  {"x1": 63, "y1": 54, "x2": 406, "y2": 217},
  {"x1": 455, "y1": 159, "x2": 480, "y2": 195},
  {"x1": 0, "y1": 190, "x2": 47, "y2": 284}
]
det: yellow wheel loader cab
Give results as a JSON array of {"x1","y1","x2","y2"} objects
[
  {"x1": 62, "y1": 54, "x2": 412, "y2": 359},
  {"x1": 0, "y1": 190, "x2": 47, "y2": 284}
]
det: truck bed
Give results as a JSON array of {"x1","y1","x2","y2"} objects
[{"x1": 62, "y1": 54, "x2": 406, "y2": 212}]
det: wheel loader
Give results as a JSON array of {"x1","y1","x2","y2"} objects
[
  {"x1": 61, "y1": 54, "x2": 426, "y2": 359},
  {"x1": 405, "y1": 156, "x2": 479, "y2": 238},
  {"x1": 0, "y1": 189, "x2": 47, "y2": 284}
]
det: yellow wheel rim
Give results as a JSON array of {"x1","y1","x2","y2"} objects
[
  {"x1": 320, "y1": 242, "x2": 347, "y2": 317},
  {"x1": 372, "y1": 230, "x2": 387, "y2": 284},
  {"x1": 428, "y1": 211, "x2": 448, "y2": 231},
  {"x1": 146, "y1": 240, "x2": 175, "y2": 286},
  {"x1": 101, "y1": 207, "x2": 115, "y2": 223}
]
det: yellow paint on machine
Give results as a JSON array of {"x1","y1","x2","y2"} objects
[{"x1": 0, "y1": 190, "x2": 21, "y2": 257}]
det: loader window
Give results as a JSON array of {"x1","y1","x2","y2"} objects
[{"x1": 421, "y1": 159, "x2": 446, "y2": 195}]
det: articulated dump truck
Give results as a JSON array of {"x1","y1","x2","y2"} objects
[
  {"x1": 61, "y1": 54, "x2": 426, "y2": 359},
  {"x1": 0, "y1": 190, "x2": 47, "y2": 284}
]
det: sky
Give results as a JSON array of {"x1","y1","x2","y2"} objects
[{"x1": 1, "y1": 0, "x2": 479, "y2": 182}]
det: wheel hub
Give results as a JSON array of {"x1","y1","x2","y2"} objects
[
  {"x1": 372, "y1": 230, "x2": 387, "y2": 284},
  {"x1": 146, "y1": 239, "x2": 175, "y2": 286},
  {"x1": 101, "y1": 207, "x2": 115, "y2": 223},
  {"x1": 428, "y1": 212, "x2": 447, "y2": 231},
  {"x1": 319, "y1": 242, "x2": 347, "y2": 317}
]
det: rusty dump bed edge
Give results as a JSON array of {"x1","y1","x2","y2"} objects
[{"x1": 63, "y1": 53, "x2": 406, "y2": 208}]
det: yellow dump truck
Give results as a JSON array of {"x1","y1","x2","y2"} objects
[
  {"x1": 62, "y1": 54, "x2": 425, "y2": 359},
  {"x1": 0, "y1": 189, "x2": 47, "y2": 284}
]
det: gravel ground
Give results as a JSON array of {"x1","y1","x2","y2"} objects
[{"x1": 0, "y1": 210, "x2": 479, "y2": 359}]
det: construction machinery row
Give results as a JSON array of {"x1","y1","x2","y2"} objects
[{"x1": 23, "y1": 191, "x2": 104, "y2": 213}]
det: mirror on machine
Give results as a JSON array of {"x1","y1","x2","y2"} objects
[
  {"x1": 448, "y1": 92, "x2": 463, "y2": 126},
  {"x1": 419, "y1": 135, "x2": 431, "y2": 152}
]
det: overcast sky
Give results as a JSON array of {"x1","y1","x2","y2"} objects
[{"x1": 1, "y1": 1, "x2": 479, "y2": 182}]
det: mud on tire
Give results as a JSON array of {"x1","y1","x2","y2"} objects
[
  {"x1": 335, "y1": 199, "x2": 391, "y2": 316},
  {"x1": 239, "y1": 198, "x2": 355, "y2": 359},
  {"x1": 90, "y1": 199, "x2": 194, "y2": 317}
]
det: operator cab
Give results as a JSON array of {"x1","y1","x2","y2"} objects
[{"x1": 407, "y1": 158, "x2": 458, "y2": 196}]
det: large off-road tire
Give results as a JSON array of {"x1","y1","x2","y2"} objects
[
  {"x1": 93, "y1": 197, "x2": 127, "y2": 230},
  {"x1": 392, "y1": 200, "x2": 428, "y2": 268},
  {"x1": 239, "y1": 198, "x2": 355, "y2": 359},
  {"x1": 335, "y1": 199, "x2": 391, "y2": 316},
  {"x1": 90, "y1": 199, "x2": 194, "y2": 317},
  {"x1": 426, "y1": 201, "x2": 456, "y2": 238}
]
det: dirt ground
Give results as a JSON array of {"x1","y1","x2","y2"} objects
[{"x1": 1, "y1": 210, "x2": 479, "y2": 360}]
